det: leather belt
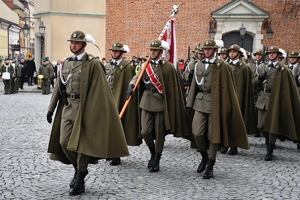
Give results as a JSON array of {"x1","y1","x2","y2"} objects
[
  {"x1": 263, "y1": 89, "x2": 271, "y2": 93},
  {"x1": 146, "y1": 88, "x2": 158, "y2": 93},
  {"x1": 199, "y1": 89, "x2": 211, "y2": 94},
  {"x1": 67, "y1": 93, "x2": 80, "y2": 99}
]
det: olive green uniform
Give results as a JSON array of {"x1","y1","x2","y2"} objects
[{"x1": 38, "y1": 63, "x2": 54, "y2": 94}]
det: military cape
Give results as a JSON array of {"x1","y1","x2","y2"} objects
[
  {"x1": 47, "y1": 54, "x2": 129, "y2": 164},
  {"x1": 110, "y1": 60, "x2": 142, "y2": 146},
  {"x1": 188, "y1": 58, "x2": 250, "y2": 149},
  {"x1": 138, "y1": 61, "x2": 190, "y2": 137},
  {"x1": 231, "y1": 61, "x2": 257, "y2": 135},
  {"x1": 264, "y1": 63, "x2": 300, "y2": 140}
]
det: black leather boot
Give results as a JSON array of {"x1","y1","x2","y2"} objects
[
  {"x1": 228, "y1": 147, "x2": 238, "y2": 155},
  {"x1": 69, "y1": 170, "x2": 87, "y2": 196},
  {"x1": 265, "y1": 143, "x2": 275, "y2": 161},
  {"x1": 197, "y1": 151, "x2": 208, "y2": 173},
  {"x1": 149, "y1": 152, "x2": 161, "y2": 173},
  {"x1": 147, "y1": 147, "x2": 156, "y2": 169},
  {"x1": 254, "y1": 128, "x2": 261, "y2": 137},
  {"x1": 203, "y1": 159, "x2": 215, "y2": 179},
  {"x1": 220, "y1": 147, "x2": 228, "y2": 154},
  {"x1": 297, "y1": 143, "x2": 300, "y2": 150},
  {"x1": 70, "y1": 164, "x2": 77, "y2": 188},
  {"x1": 109, "y1": 157, "x2": 121, "y2": 166}
]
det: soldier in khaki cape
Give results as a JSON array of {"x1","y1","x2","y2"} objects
[
  {"x1": 105, "y1": 42, "x2": 142, "y2": 166},
  {"x1": 127, "y1": 39, "x2": 189, "y2": 173},
  {"x1": 38, "y1": 57, "x2": 54, "y2": 94},
  {"x1": 253, "y1": 46, "x2": 300, "y2": 161},
  {"x1": 220, "y1": 44, "x2": 256, "y2": 155},
  {"x1": 186, "y1": 39, "x2": 249, "y2": 179},
  {"x1": 46, "y1": 30, "x2": 129, "y2": 196},
  {"x1": 286, "y1": 51, "x2": 300, "y2": 149}
]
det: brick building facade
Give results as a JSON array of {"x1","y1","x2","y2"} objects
[{"x1": 106, "y1": 0, "x2": 300, "y2": 62}]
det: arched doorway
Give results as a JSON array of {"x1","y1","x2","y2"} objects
[{"x1": 222, "y1": 32, "x2": 253, "y2": 52}]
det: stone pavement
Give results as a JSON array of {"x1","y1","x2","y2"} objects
[{"x1": 1, "y1": 79, "x2": 300, "y2": 199}]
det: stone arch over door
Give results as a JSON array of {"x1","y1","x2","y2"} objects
[
  {"x1": 222, "y1": 32, "x2": 253, "y2": 52},
  {"x1": 212, "y1": 0, "x2": 269, "y2": 52}
]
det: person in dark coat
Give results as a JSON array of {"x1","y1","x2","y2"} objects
[
  {"x1": 26, "y1": 55, "x2": 36, "y2": 86},
  {"x1": 19, "y1": 58, "x2": 27, "y2": 90}
]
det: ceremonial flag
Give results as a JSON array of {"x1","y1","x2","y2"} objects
[{"x1": 161, "y1": 17, "x2": 177, "y2": 67}]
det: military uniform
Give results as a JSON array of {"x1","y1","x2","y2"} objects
[
  {"x1": 227, "y1": 45, "x2": 256, "y2": 137},
  {"x1": 105, "y1": 42, "x2": 142, "y2": 166},
  {"x1": 38, "y1": 57, "x2": 54, "y2": 94},
  {"x1": 47, "y1": 30, "x2": 129, "y2": 196},
  {"x1": 1, "y1": 59, "x2": 14, "y2": 94},
  {"x1": 287, "y1": 51, "x2": 300, "y2": 94},
  {"x1": 128, "y1": 39, "x2": 189, "y2": 173},
  {"x1": 186, "y1": 39, "x2": 249, "y2": 179},
  {"x1": 253, "y1": 46, "x2": 300, "y2": 161}
]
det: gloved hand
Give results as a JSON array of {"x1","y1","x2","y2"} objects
[
  {"x1": 126, "y1": 84, "x2": 134, "y2": 100},
  {"x1": 186, "y1": 107, "x2": 192, "y2": 115},
  {"x1": 258, "y1": 72, "x2": 267, "y2": 81},
  {"x1": 188, "y1": 69, "x2": 194, "y2": 81},
  {"x1": 47, "y1": 111, "x2": 53, "y2": 124}
]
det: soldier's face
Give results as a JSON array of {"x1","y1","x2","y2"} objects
[
  {"x1": 150, "y1": 49, "x2": 161, "y2": 60},
  {"x1": 111, "y1": 50, "x2": 122, "y2": 59},
  {"x1": 255, "y1": 54, "x2": 263, "y2": 61},
  {"x1": 268, "y1": 52, "x2": 279, "y2": 62},
  {"x1": 228, "y1": 50, "x2": 239, "y2": 59},
  {"x1": 70, "y1": 41, "x2": 86, "y2": 55},
  {"x1": 219, "y1": 53, "x2": 227, "y2": 59},
  {"x1": 197, "y1": 53, "x2": 205, "y2": 60},
  {"x1": 203, "y1": 48, "x2": 215, "y2": 59},
  {"x1": 289, "y1": 57, "x2": 298, "y2": 64}
]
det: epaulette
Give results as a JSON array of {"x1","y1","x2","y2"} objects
[{"x1": 215, "y1": 58, "x2": 224, "y2": 68}]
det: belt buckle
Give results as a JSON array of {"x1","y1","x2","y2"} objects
[
  {"x1": 203, "y1": 88, "x2": 207, "y2": 95},
  {"x1": 70, "y1": 93, "x2": 75, "y2": 100}
]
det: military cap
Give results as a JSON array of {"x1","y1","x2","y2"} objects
[
  {"x1": 288, "y1": 51, "x2": 299, "y2": 58},
  {"x1": 227, "y1": 44, "x2": 241, "y2": 52},
  {"x1": 43, "y1": 57, "x2": 49, "y2": 62},
  {"x1": 193, "y1": 46, "x2": 204, "y2": 54},
  {"x1": 4, "y1": 58, "x2": 9, "y2": 61},
  {"x1": 67, "y1": 30, "x2": 86, "y2": 42},
  {"x1": 253, "y1": 49, "x2": 264, "y2": 56},
  {"x1": 109, "y1": 42, "x2": 129, "y2": 52},
  {"x1": 200, "y1": 39, "x2": 219, "y2": 49},
  {"x1": 147, "y1": 39, "x2": 169, "y2": 50},
  {"x1": 266, "y1": 46, "x2": 280, "y2": 55},
  {"x1": 218, "y1": 48, "x2": 228, "y2": 55}
]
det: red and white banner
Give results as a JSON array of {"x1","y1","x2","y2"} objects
[{"x1": 161, "y1": 17, "x2": 177, "y2": 67}]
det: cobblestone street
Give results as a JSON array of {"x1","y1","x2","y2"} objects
[{"x1": 1, "y1": 81, "x2": 300, "y2": 200}]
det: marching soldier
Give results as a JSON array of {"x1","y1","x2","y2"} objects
[
  {"x1": 46, "y1": 30, "x2": 129, "y2": 196},
  {"x1": 127, "y1": 39, "x2": 189, "y2": 173},
  {"x1": 250, "y1": 49, "x2": 268, "y2": 137},
  {"x1": 186, "y1": 39, "x2": 249, "y2": 179},
  {"x1": 1, "y1": 58, "x2": 14, "y2": 94},
  {"x1": 38, "y1": 57, "x2": 54, "y2": 94},
  {"x1": 105, "y1": 42, "x2": 142, "y2": 166},
  {"x1": 287, "y1": 51, "x2": 300, "y2": 149},
  {"x1": 253, "y1": 46, "x2": 300, "y2": 161},
  {"x1": 220, "y1": 45, "x2": 256, "y2": 155}
]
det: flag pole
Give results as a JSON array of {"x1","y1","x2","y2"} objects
[{"x1": 119, "y1": 3, "x2": 184, "y2": 118}]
